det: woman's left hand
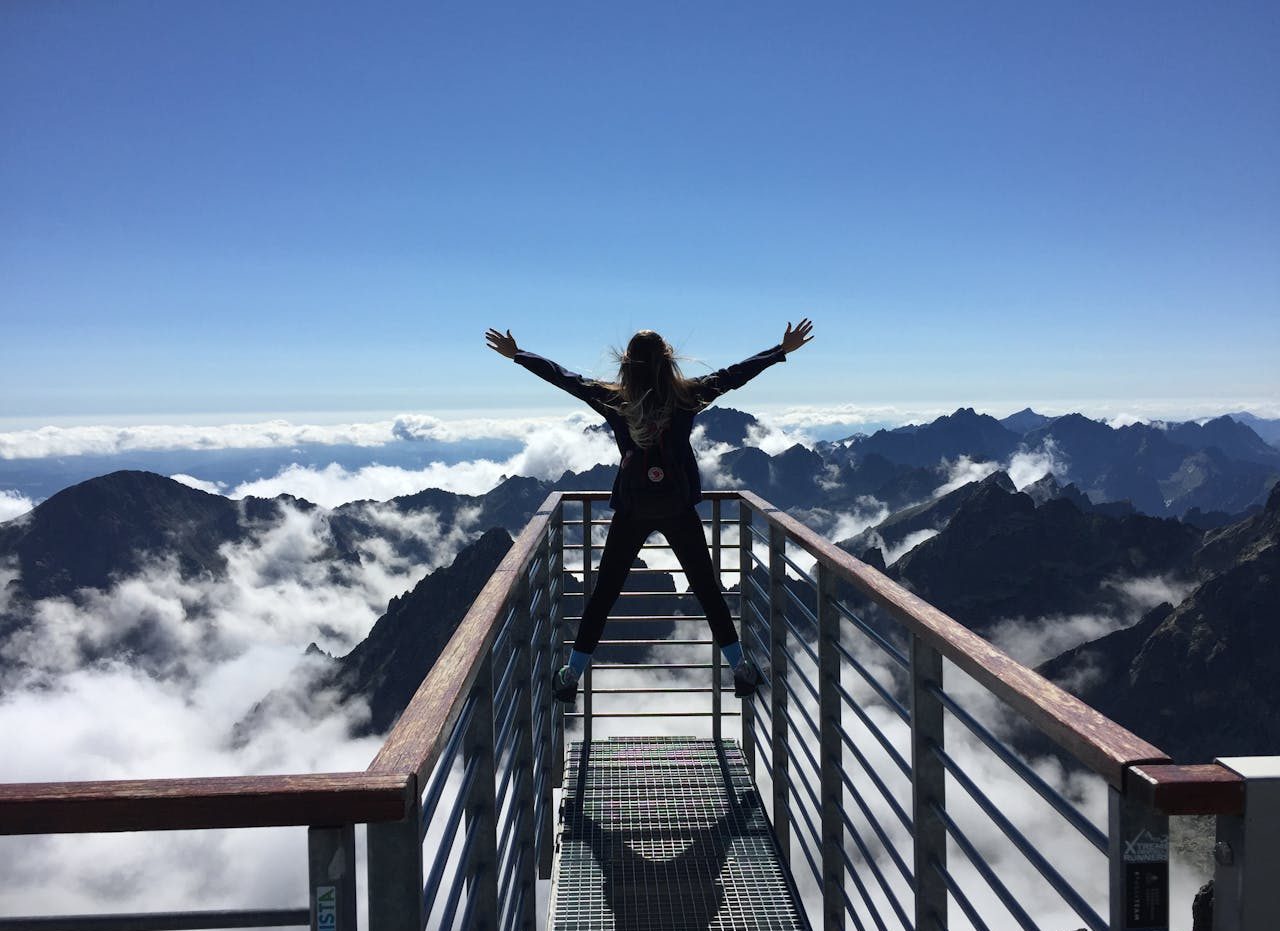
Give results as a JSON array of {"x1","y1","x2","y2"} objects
[
  {"x1": 781, "y1": 318, "x2": 814, "y2": 354},
  {"x1": 485, "y1": 328, "x2": 520, "y2": 359}
]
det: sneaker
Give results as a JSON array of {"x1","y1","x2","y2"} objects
[
  {"x1": 733, "y1": 659, "x2": 763, "y2": 698},
  {"x1": 552, "y1": 665, "x2": 579, "y2": 705}
]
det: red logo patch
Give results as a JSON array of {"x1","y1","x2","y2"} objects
[{"x1": 647, "y1": 466, "x2": 665, "y2": 482}]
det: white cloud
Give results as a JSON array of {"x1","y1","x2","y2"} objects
[
  {"x1": 0, "y1": 497, "x2": 490, "y2": 917},
  {"x1": 882, "y1": 528, "x2": 939, "y2": 565},
  {"x1": 0, "y1": 490, "x2": 36, "y2": 522},
  {"x1": 0, "y1": 411, "x2": 596, "y2": 460},
  {"x1": 1006, "y1": 439, "x2": 1068, "y2": 490},
  {"x1": 227, "y1": 419, "x2": 620, "y2": 507},
  {"x1": 933, "y1": 456, "x2": 1001, "y2": 498},
  {"x1": 691, "y1": 425, "x2": 742, "y2": 490},
  {"x1": 169, "y1": 473, "x2": 227, "y2": 495},
  {"x1": 743, "y1": 418, "x2": 814, "y2": 455}
]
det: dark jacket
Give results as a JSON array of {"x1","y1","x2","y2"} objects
[{"x1": 513, "y1": 344, "x2": 787, "y2": 512}]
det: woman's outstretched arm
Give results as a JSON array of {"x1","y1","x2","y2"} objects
[
  {"x1": 486, "y1": 327, "x2": 613, "y2": 415},
  {"x1": 694, "y1": 318, "x2": 815, "y2": 406}
]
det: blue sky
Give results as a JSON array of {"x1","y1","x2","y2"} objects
[{"x1": 2, "y1": 1, "x2": 1277, "y2": 421}]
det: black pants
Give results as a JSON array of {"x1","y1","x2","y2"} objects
[{"x1": 574, "y1": 506, "x2": 740, "y2": 654}]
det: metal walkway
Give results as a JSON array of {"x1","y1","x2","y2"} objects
[{"x1": 550, "y1": 736, "x2": 808, "y2": 931}]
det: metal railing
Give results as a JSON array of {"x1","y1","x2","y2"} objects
[{"x1": 0, "y1": 489, "x2": 1274, "y2": 931}]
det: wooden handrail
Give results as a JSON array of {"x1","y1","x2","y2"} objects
[
  {"x1": 0, "y1": 772, "x2": 412, "y2": 835},
  {"x1": 735, "y1": 490, "x2": 1172, "y2": 789},
  {"x1": 1128, "y1": 763, "x2": 1246, "y2": 815},
  {"x1": 366, "y1": 493, "x2": 563, "y2": 786}
]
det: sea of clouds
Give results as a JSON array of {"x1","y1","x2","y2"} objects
[{"x1": 0, "y1": 403, "x2": 1228, "y2": 926}]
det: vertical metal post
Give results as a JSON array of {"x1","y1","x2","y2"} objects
[
  {"x1": 463, "y1": 653, "x2": 500, "y2": 930},
  {"x1": 540, "y1": 505, "x2": 562, "y2": 875},
  {"x1": 581, "y1": 498, "x2": 593, "y2": 748},
  {"x1": 551, "y1": 505, "x2": 567, "y2": 792},
  {"x1": 739, "y1": 501, "x2": 756, "y2": 776},
  {"x1": 366, "y1": 786, "x2": 423, "y2": 931},
  {"x1": 308, "y1": 824, "x2": 357, "y2": 931},
  {"x1": 509, "y1": 574, "x2": 539, "y2": 929},
  {"x1": 910, "y1": 634, "x2": 947, "y2": 930},
  {"x1": 1211, "y1": 757, "x2": 1279, "y2": 931},
  {"x1": 1108, "y1": 785, "x2": 1169, "y2": 931},
  {"x1": 768, "y1": 521, "x2": 791, "y2": 863},
  {"x1": 815, "y1": 564, "x2": 843, "y2": 931},
  {"x1": 711, "y1": 497, "x2": 723, "y2": 747}
]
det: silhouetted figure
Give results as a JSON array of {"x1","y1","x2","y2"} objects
[{"x1": 485, "y1": 322, "x2": 815, "y2": 705}]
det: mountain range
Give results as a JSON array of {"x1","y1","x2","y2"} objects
[{"x1": 1, "y1": 405, "x2": 1277, "y2": 766}]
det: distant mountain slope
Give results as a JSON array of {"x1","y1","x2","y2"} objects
[
  {"x1": 1039, "y1": 485, "x2": 1280, "y2": 761},
  {"x1": 0, "y1": 470, "x2": 294, "y2": 602},
  {"x1": 1228, "y1": 412, "x2": 1280, "y2": 448},
  {"x1": 850, "y1": 408, "x2": 1021, "y2": 468},
  {"x1": 1022, "y1": 414, "x2": 1278, "y2": 516},
  {"x1": 999, "y1": 407, "x2": 1055, "y2": 435},
  {"x1": 888, "y1": 478, "x2": 1202, "y2": 634}
]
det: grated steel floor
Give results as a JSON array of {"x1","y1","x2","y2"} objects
[{"x1": 549, "y1": 737, "x2": 808, "y2": 931}]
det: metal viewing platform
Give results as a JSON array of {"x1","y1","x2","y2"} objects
[
  {"x1": 552, "y1": 737, "x2": 804, "y2": 931},
  {"x1": 0, "y1": 490, "x2": 1276, "y2": 931}
]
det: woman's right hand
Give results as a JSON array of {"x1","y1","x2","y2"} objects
[
  {"x1": 485, "y1": 328, "x2": 520, "y2": 359},
  {"x1": 781, "y1": 318, "x2": 814, "y2": 354}
]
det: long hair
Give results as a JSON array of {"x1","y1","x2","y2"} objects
[{"x1": 597, "y1": 330, "x2": 701, "y2": 448}]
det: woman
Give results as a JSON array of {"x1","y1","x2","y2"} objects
[{"x1": 485, "y1": 321, "x2": 814, "y2": 704}]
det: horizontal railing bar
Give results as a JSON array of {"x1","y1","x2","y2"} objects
[
  {"x1": 0, "y1": 772, "x2": 412, "y2": 836},
  {"x1": 782, "y1": 582, "x2": 818, "y2": 628},
  {"x1": 561, "y1": 638, "x2": 717, "y2": 646},
  {"x1": 561, "y1": 543, "x2": 725, "y2": 552},
  {"x1": 833, "y1": 642, "x2": 910, "y2": 724},
  {"x1": 421, "y1": 754, "x2": 481, "y2": 920},
  {"x1": 558, "y1": 490, "x2": 743, "y2": 501},
  {"x1": 931, "y1": 799, "x2": 1043, "y2": 931},
  {"x1": 834, "y1": 785, "x2": 914, "y2": 931},
  {"x1": 0, "y1": 912, "x2": 310, "y2": 931},
  {"x1": 494, "y1": 741, "x2": 524, "y2": 818},
  {"x1": 590, "y1": 686, "x2": 721, "y2": 694},
  {"x1": 931, "y1": 683, "x2": 1108, "y2": 853},
  {"x1": 783, "y1": 614, "x2": 820, "y2": 671},
  {"x1": 837, "y1": 701, "x2": 911, "y2": 780},
  {"x1": 932, "y1": 856, "x2": 995, "y2": 931},
  {"x1": 838, "y1": 843, "x2": 892, "y2": 931},
  {"x1": 497, "y1": 808, "x2": 529, "y2": 927},
  {"x1": 931, "y1": 740, "x2": 1106, "y2": 931},
  {"x1": 591, "y1": 662, "x2": 714, "y2": 669},
  {"x1": 492, "y1": 682, "x2": 524, "y2": 762},
  {"x1": 560, "y1": 590, "x2": 709, "y2": 598},
  {"x1": 430, "y1": 807, "x2": 480, "y2": 928},
  {"x1": 420, "y1": 694, "x2": 478, "y2": 833},
  {"x1": 496, "y1": 770, "x2": 528, "y2": 867},
  {"x1": 563, "y1": 614, "x2": 740, "y2": 622},
  {"x1": 561, "y1": 567, "x2": 688, "y2": 575},
  {"x1": 738, "y1": 491, "x2": 1172, "y2": 787},
  {"x1": 830, "y1": 597, "x2": 910, "y2": 670},
  {"x1": 779, "y1": 670, "x2": 821, "y2": 738},
  {"x1": 779, "y1": 548, "x2": 817, "y2": 586},
  {"x1": 744, "y1": 572, "x2": 769, "y2": 607},
  {"x1": 839, "y1": 884, "x2": 873, "y2": 931},
  {"x1": 492, "y1": 639, "x2": 524, "y2": 716},
  {"x1": 785, "y1": 779, "x2": 827, "y2": 894},
  {"x1": 841, "y1": 743, "x2": 913, "y2": 833},
  {"x1": 840, "y1": 784, "x2": 913, "y2": 887},
  {"x1": 563, "y1": 711, "x2": 740, "y2": 718}
]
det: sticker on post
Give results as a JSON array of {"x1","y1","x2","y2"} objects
[{"x1": 316, "y1": 885, "x2": 337, "y2": 931}]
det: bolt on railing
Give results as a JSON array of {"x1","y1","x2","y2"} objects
[{"x1": 0, "y1": 489, "x2": 1274, "y2": 931}]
